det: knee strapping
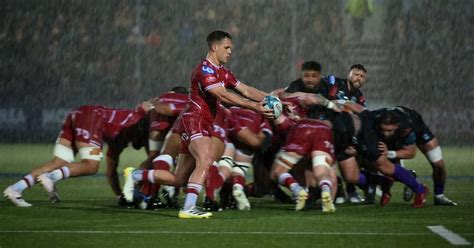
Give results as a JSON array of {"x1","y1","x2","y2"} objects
[
  {"x1": 275, "y1": 151, "x2": 300, "y2": 170},
  {"x1": 232, "y1": 161, "x2": 252, "y2": 176},
  {"x1": 53, "y1": 143, "x2": 75, "y2": 163},
  {"x1": 312, "y1": 155, "x2": 331, "y2": 169},
  {"x1": 79, "y1": 146, "x2": 103, "y2": 161},
  {"x1": 426, "y1": 146, "x2": 443, "y2": 163},
  {"x1": 218, "y1": 156, "x2": 234, "y2": 171}
]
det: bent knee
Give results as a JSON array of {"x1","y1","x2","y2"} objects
[{"x1": 80, "y1": 160, "x2": 100, "y2": 175}]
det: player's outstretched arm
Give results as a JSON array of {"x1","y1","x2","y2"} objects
[
  {"x1": 105, "y1": 151, "x2": 122, "y2": 197},
  {"x1": 208, "y1": 86, "x2": 274, "y2": 119},
  {"x1": 234, "y1": 82, "x2": 268, "y2": 102}
]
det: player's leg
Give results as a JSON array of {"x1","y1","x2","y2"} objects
[
  {"x1": 311, "y1": 151, "x2": 336, "y2": 213},
  {"x1": 37, "y1": 140, "x2": 102, "y2": 203},
  {"x1": 3, "y1": 140, "x2": 73, "y2": 207},
  {"x1": 204, "y1": 137, "x2": 227, "y2": 211},
  {"x1": 337, "y1": 156, "x2": 367, "y2": 190},
  {"x1": 418, "y1": 138, "x2": 457, "y2": 205},
  {"x1": 231, "y1": 148, "x2": 254, "y2": 210},
  {"x1": 374, "y1": 156, "x2": 428, "y2": 207},
  {"x1": 270, "y1": 150, "x2": 307, "y2": 211},
  {"x1": 178, "y1": 136, "x2": 214, "y2": 218}
]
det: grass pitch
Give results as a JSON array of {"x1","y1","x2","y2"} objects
[{"x1": 0, "y1": 144, "x2": 473, "y2": 248}]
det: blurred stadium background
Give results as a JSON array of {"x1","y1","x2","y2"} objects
[{"x1": 0, "y1": 0, "x2": 472, "y2": 144}]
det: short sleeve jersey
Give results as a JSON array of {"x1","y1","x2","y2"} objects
[
  {"x1": 326, "y1": 76, "x2": 366, "y2": 107},
  {"x1": 186, "y1": 59, "x2": 240, "y2": 120}
]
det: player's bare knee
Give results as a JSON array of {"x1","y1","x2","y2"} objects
[{"x1": 81, "y1": 160, "x2": 100, "y2": 175}]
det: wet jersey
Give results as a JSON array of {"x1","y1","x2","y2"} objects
[
  {"x1": 373, "y1": 106, "x2": 434, "y2": 147},
  {"x1": 283, "y1": 119, "x2": 335, "y2": 161},
  {"x1": 284, "y1": 78, "x2": 330, "y2": 119},
  {"x1": 150, "y1": 91, "x2": 188, "y2": 132},
  {"x1": 59, "y1": 105, "x2": 148, "y2": 148},
  {"x1": 326, "y1": 76, "x2": 366, "y2": 107},
  {"x1": 185, "y1": 59, "x2": 240, "y2": 120},
  {"x1": 228, "y1": 106, "x2": 272, "y2": 137},
  {"x1": 280, "y1": 97, "x2": 308, "y2": 120}
]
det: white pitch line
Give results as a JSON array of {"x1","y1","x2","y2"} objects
[
  {"x1": 0, "y1": 230, "x2": 472, "y2": 236},
  {"x1": 428, "y1": 225, "x2": 472, "y2": 245}
]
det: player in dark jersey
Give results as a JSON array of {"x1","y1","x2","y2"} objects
[
  {"x1": 374, "y1": 106, "x2": 457, "y2": 206},
  {"x1": 3, "y1": 101, "x2": 157, "y2": 207},
  {"x1": 332, "y1": 102, "x2": 429, "y2": 208},
  {"x1": 327, "y1": 64, "x2": 367, "y2": 107},
  {"x1": 279, "y1": 61, "x2": 331, "y2": 120},
  {"x1": 326, "y1": 64, "x2": 368, "y2": 204},
  {"x1": 122, "y1": 30, "x2": 274, "y2": 219}
]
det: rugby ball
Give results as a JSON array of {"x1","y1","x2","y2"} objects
[{"x1": 264, "y1": 95, "x2": 283, "y2": 119}]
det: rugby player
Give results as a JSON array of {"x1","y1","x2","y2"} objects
[
  {"x1": 332, "y1": 103, "x2": 429, "y2": 208},
  {"x1": 122, "y1": 30, "x2": 274, "y2": 219},
  {"x1": 374, "y1": 106, "x2": 457, "y2": 206},
  {"x1": 3, "y1": 101, "x2": 156, "y2": 207}
]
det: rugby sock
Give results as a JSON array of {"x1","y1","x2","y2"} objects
[
  {"x1": 47, "y1": 166, "x2": 70, "y2": 182},
  {"x1": 205, "y1": 164, "x2": 224, "y2": 200},
  {"x1": 140, "y1": 170, "x2": 156, "y2": 196},
  {"x1": 346, "y1": 183, "x2": 357, "y2": 194},
  {"x1": 131, "y1": 170, "x2": 144, "y2": 182},
  {"x1": 393, "y1": 164, "x2": 424, "y2": 193},
  {"x1": 183, "y1": 183, "x2": 202, "y2": 210},
  {"x1": 357, "y1": 173, "x2": 368, "y2": 188},
  {"x1": 278, "y1": 173, "x2": 301, "y2": 196},
  {"x1": 319, "y1": 179, "x2": 332, "y2": 193},
  {"x1": 434, "y1": 183, "x2": 444, "y2": 195},
  {"x1": 140, "y1": 170, "x2": 151, "y2": 196},
  {"x1": 11, "y1": 175, "x2": 35, "y2": 193},
  {"x1": 232, "y1": 174, "x2": 246, "y2": 188}
]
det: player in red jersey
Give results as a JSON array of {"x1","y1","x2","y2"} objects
[
  {"x1": 271, "y1": 119, "x2": 337, "y2": 213},
  {"x1": 122, "y1": 30, "x2": 273, "y2": 218},
  {"x1": 3, "y1": 101, "x2": 157, "y2": 207},
  {"x1": 122, "y1": 87, "x2": 189, "y2": 209},
  {"x1": 146, "y1": 86, "x2": 189, "y2": 161},
  {"x1": 204, "y1": 106, "x2": 273, "y2": 211}
]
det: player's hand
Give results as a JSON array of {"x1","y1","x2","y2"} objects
[
  {"x1": 378, "y1": 142, "x2": 388, "y2": 155},
  {"x1": 270, "y1": 88, "x2": 285, "y2": 98},
  {"x1": 344, "y1": 146, "x2": 357, "y2": 156},
  {"x1": 141, "y1": 98, "x2": 159, "y2": 112},
  {"x1": 331, "y1": 100, "x2": 344, "y2": 112},
  {"x1": 256, "y1": 101, "x2": 275, "y2": 119}
]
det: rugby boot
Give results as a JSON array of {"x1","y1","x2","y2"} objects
[
  {"x1": 232, "y1": 185, "x2": 251, "y2": 210},
  {"x1": 434, "y1": 194, "x2": 458, "y2": 206},
  {"x1": 348, "y1": 192, "x2": 363, "y2": 204},
  {"x1": 203, "y1": 196, "x2": 221, "y2": 211},
  {"x1": 3, "y1": 186, "x2": 32, "y2": 207},
  {"x1": 37, "y1": 173, "x2": 60, "y2": 203},
  {"x1": 178, "y1": 206, "x2": 213, "y2": 219},
  {"x1": 122, "y1": 167, "x2": 136, "y2": 203},
  {"x1": 295, "y1": 189, "x2": 308, "y2": 211},
  {"x1": 321, "y1": 191, "x2": 336, "y2": 213},
  {"x1": 413, "y1": 185, "x2": 429, "y2": 208},
  {"x1": 403, "y1": 170, "x2": 416, "y2": 202}
]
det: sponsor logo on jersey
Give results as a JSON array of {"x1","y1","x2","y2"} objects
[
  {"x1": 204, "y1": 75, "x2": 218, "y2": 84},
  {"x1": 202, "y1": 66, "x2": 215, "y2": 74}
]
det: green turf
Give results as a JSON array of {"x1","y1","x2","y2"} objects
[{"x1": 0, "y1": 144, "x2": 473, "y2": 248}]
